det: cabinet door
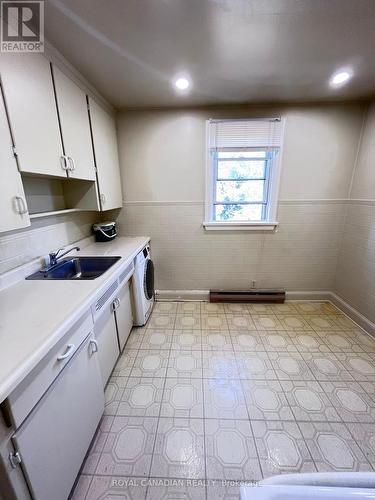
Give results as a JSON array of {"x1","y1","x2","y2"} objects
[
  {"x1": 88, "y1": 97, "x2": 123, "y2": 210},
  {"x1": 94, "y1": 304, "x2": 120, "y2": 387},
  {"x1": 0, "y1": 86, "x2": 30, "y2": 232},
  {"x1": 12, "y1": 333, "x2": 104, "y2": 500},
  {"x1": 0, "y1": 53, "x2": 64, "y2": 177},
  {"x1": 52, "y1": 66, "x2": 96, "y2": 181},
  {"x1": 114, "y1": 281, "x2": 133, "y2": 351}
]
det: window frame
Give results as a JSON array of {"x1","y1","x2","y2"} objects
[{"x1": 204, "y1": 119, "x2": 284, "y2": 231}]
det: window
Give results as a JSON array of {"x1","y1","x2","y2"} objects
[{"x1": 204, "y1": 118, "x2": 284, "y2": 230}]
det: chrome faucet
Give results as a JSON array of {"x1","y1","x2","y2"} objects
[{"x1": 48, "y1": 246, "x2": 80, "y2": 267}]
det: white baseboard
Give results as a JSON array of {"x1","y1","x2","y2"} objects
[
  {"x1": 329, "y1": 292, "x2": 375, "y2": 338},
  {"x1": 155, "y1": 290, "x2": 209, "y2": 301},
  {"x1": 155, "y1": 289, "x2": 375, "y2": 338}
]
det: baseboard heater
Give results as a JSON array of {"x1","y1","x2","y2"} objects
[{"x1": 210, "y1": 288, "x2": 285, "y2": 303}]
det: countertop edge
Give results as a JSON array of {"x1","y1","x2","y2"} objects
[{"x1": 0, "y1": 236, "x2": 150, "y2": 403}]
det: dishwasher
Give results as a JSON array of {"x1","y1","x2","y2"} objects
[{"x1": 10, "y1": 332, "x2": 104, "y2": 500}]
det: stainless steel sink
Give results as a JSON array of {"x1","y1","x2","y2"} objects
[{"x1": 26, "y1": 256, "x2": 121, "y2": 280}]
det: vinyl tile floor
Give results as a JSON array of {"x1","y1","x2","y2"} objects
[{"x1": 72, "y1": 301, "x2": 375, "y2": 500}]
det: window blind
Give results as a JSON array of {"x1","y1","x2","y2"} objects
[{"x1": 208, "y1": 118, "x2": 282, "y2": 149}]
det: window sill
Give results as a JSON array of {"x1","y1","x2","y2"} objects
[{"x1": 202, "y1": 221, "x2": 279, "y2": 231}]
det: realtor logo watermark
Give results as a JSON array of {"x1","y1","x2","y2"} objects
[{"x1": 1, "y1": 1, "x2": 44, "y2": 52}]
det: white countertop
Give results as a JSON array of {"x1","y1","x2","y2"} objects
[{"x1": 0, "y1": 236, "x2": 149, "y2": 403}]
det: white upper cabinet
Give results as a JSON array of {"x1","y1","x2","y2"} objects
[
  {"x1": 0, "y1": 87, "x2": 30, "y2": 233},
  {"x1": 0, "y1": 54, "x2": 64, "y2": 178},
  {"x1": 52, "y1": 65, "x2": 96, "y2": 181},
  {"x1": 88, "y1": 97, "x2": 123, "y2": 210}
]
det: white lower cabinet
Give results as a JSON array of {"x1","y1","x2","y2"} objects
[
  {"x1": 11, "y1": 332, "x2": 104, "y2": 500},
  {"x1": 114, "y1": 280, "x2": 133, "y2": 351},
  {"x1": 94, "y1": 291, "x2": 121, "y2": 387}
]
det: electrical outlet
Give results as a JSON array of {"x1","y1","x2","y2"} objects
[{"x1": 251, "y1": 280, "x2": 256, "y2": 289}]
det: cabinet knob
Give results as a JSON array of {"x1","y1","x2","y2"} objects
[
  {"x1": 111, "y1": 298, "x2": 120, "y2": 311},
  {"x1": 57, "y1": 344, "x2": 75, "y2": 361},
  {"x1": 89, "y1": 339, "x2": 99, "y2": 354},
  {"x1": 68, "y1": 156, "x2": 76, "y2": 171}
]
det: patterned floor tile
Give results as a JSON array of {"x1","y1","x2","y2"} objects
[
  {"x1": 201, "y1": 303, "x2": 225, "y2": 314},
  {"x1": 252, "y1": 420, "x2": 316, "y2": 477},
  {"x1": 113, "y1": 350, "x2": 138, "y2": 377},
  {"x1": 317, "y1": 331, "x2": 366, "y2": 353},
  {"x1": 201, "y1": 330, "x2": 234, "y2": 351},
  {"x1": 71, "y1": 474, "x2": 92, "y2": 500},
  {"x1": 353, "y1": 330, "x2": 375, "y2": 352},
  {"x1": 118, "y1": 377, "x2": 164, "y2": 417},
  {"x1": 333, "y1": 314, "x2": 361, "y2": 331},
  {"x1": 346, "y1": 423, "x2": 375, "y2": 469},
  {"x1": 207, "y1": 482, "x2": 242, "y2": 500},
  {"x1": 260, "y1": 331, "x2": 298, "y2": 352},
  {"x1": 175, "y1": 314, "x2": 202, "y2": 330},
  {"x1": 147, "y1": 483, "x2": 206, "y2": 500},
  {"x1": 242, "y1": 379, "x2": 294, "y2": 421},
  {"x1": 319, "y1": 380, "x2": 375, "y2": 423},
  {"x1": 171, "y1": 330, "x2": 202, "y2": 350},
  {"x1": 235, "y1": 352, "x2": 276, "y2": 380},
  {"x1": 147, "y1": 314, "x2": 176, "y2": 330},
  {"x1": 203, "y1": 379, "x2": 248, "y2": 419},
  {"x1": 201, "y1": 314, "x2": 228, "y2": 330},
  {"x1": 293, "y1": 302, "x2": 337, "y2": 315},
  {"x1": 281, "y1": 380, "x2": 340, "y2": 422},
  {"x1": 82, "y1": 417, "x2": 113, "y2": 474},
  {"x1": 203, "y1": 351, "x2": 239, "y2": 379},
  {"x1": 275, "y1": 315, "x2": 311, "y2": 331},
  {"x1": 85, "y1": 476, "x2": 147, "y2": 500},
  {"x1": 298, "y1": 421, "x2": 371, "y2": 472},
  {"x1": 125, "y1": 328, "x2": 145, "y2": 350},
  {"x1": 205, "y1": 419, "x2": 262, "y2": 481},
  {"x1": 269, "y1": 352, "x2": 314, "y2": 381},
  {"x1": 96, "y1": 416, "x2": 157, "y2": 477},
  {"x1": 251, "y1": 315, "x2": 284, "y2": 331},
  {"x1": 131, "y1": 350, "x2": 169, "y2": 378},
  {"x1": 104, "y1": 377, "x2": 128, "y2": 415},
  {"x1": 247, "y1": 303, "x2": 274, "y2": 314},
  {"x1": 226, "y1": 314, "x2": 257, "y2": 331},
  {"x1": 335, "y1": 353, "x2": 375, "y2": 381},
  {"x1": 140, "y1": 329, "x2": 173, "y2": 350},
  {"x1": 301, "y1": 352, "x2": 354, "y2": 381},
  {"x1": 160, "y1": 378, "x2": 204, "y2": 418},
  {"x1": 304, "y1": 315, "x2": 342, "y2": 331},
  {"x1": 270, "y1": 303, "x2": 298, "y2": 314},
  {"x1": 224, "y1": 303, "x2": 250, "y2": 314},
  {"x1": 288, "y1": 331, "x2": 331, "y2": 353},
  {"x1": 230, "y1": 331, "x2": 264, "y2": 352},
  {"x1": 154, "y1": 302, "x2": 178, "y2": 314},
  {"x1": 177, "y1": 302, "x2": 201, "y2": 314},
  {"x1": 167, "y1": 350, "x2": 203, "y2": 378},
  {"x1": 151, "y1": 418, "x2": 205, "y2": 479}
]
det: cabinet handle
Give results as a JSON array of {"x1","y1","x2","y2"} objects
[
  {"x1": 68, "y1": 156, "x2": 76, "y2": 171},
  {"x1": 89, "y1": 339, "x2": 99, "y2": 354},
  {"x1": 60, "y1": 155, "x2": 69, "y2": 171},
  {"x1": 100, "y1": 193, "x2": 106, "y2": 205},
  {"x1": 111, "y1": 298, "x2": 120, "y2": 312},
  {"x1": 57, "y1": 343, "x2": 75, "y2": 361},
  {"x1": 15, "y1": 196, "x2": 28, "y2": 215}
]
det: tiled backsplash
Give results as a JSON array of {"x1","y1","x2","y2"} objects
[
  {"x1": 117, "y1": 201, "x2": 347, "y2": 292},
  {"x1": 335, "y1": 203, "x2": 375, "y2": 324},
  {"x1": 0, "y1": 212, "x2": 98, "y2": 275}
]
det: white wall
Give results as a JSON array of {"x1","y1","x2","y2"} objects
[
  {"x1": 335, "y1": 102, "x2": 375, "y2": 323},
  {"x1": 117, "y1": 103, "x2": 365, "y2": 292}
]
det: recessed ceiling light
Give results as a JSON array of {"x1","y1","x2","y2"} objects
[
  {"x1": 174, "y1": 77, "x2": 190, "y2": 91},
  {"x1": 330, "y1": 70, "x2": 352, "y2": 87}
]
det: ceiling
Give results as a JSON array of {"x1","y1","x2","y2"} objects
[{"x1": 45, "y1": 0, "x2": 375, "y2": 108}]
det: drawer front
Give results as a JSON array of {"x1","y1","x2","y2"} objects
[
  {"x1": 8, "y1": 310, "x2": 93, "y2": 428},
  {"x1": 12, "y1": 333, "x2": 104, "y2": 500}
]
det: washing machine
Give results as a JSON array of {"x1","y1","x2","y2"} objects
[{"x1": 132, "y1": 244, "x2": 154, "y2": 326}]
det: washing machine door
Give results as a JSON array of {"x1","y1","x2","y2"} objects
[{"x1": 144, "y1": 259, "x2": 154, "y2": 300}]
